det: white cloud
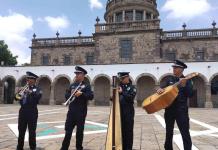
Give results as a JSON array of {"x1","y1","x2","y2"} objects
[
  {"x1": 162, "y1": 0, "x2": 211, "y2": 20},
  {"x1": 0, "y1": 12, "x2": 33, "y2": 65},
  {"x1": 43, "y1": 16, "x2": 70, "y2": 31},
  {"x1": 89, "y1": 0, "x2": 103, "y2": 10}
]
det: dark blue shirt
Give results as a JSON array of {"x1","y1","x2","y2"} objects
[
  {"x1": 65, "y1": 81, "x2": 94, "y2": 111},
  {"x1": 119, "y1": 83, "x2": 136, "y2": 105},
  {"x1": 17, "y1": 85, "x2": 42, "y2": 108},
  {"x1": 161, "y1": 75, "x2": 193, "y2": 108}
]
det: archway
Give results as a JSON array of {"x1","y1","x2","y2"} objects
[
  {"x1": 0, "y1": 79, "x2": 3, "y2": 103},
  {"x1": 54, "y1": 77, "x2": 70, "y2": 105},
  {"x1": 37, "y1": 76, "x2": 51, "y2": 105},
  {"x1": 211, "y1": 75, "x2": 218, "y2": 108},
  {"x1": 3, "y1": 76, "x2": 16, "y2": 104},
  {"x1": 93, "y1": 76, "x2": 110, "y2": 106},
  {"x1": 136, "y1": 75, "x2": 156, "y2": 106},
  {"x1": 191, "y1": 75, "x2": 206, "y2": 108}
]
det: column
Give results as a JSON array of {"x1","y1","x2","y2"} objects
[
  {"x1": 89, "y1": 84, "x2": 95, "y2": 106},
  {"x1": 0, "y1": 85, "x2": 3, "y2": 104},
  {"x1": 113, "y1": 13, "x2": 116, "y2": 23},
  {"x1": 205, "y1": 83, "x2": 213, "y2": 108},
  {"x1": 133, "y1": 9, "x2": 136, "y2": 21},
  {"x1": 122, "y1": 10, "x2": 125, "y2": 22},
  {"x1": 49, "y1": 84, "x2": 55, "y2": 105},
  {"x1": 143, "y1": 10, "x2": 146, "y2": 20}
]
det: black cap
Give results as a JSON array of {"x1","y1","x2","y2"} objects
[
  {"x1": 74, "y1": 66, "x2": 87, "y2": 75},
  {"x1": 172, "y1": 59, "x2": 187, "y2": 69},
  {"x1": 118, "y1": 72, "x2": 130, "y2": 79},
  {"x1": 26, "y1": 71, "x2": 39, "y2": 79}
]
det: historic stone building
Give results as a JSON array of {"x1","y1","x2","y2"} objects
[
  {"x1": 30, "y1": 0, "x2": 218, "y2": 66},
  {"x1": 1, "y1": 0, "x2": 218, "y2": 108}
]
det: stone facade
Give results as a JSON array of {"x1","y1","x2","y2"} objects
[{"x1": 30, "y1": 0, "x2": 218, "y2": 66}]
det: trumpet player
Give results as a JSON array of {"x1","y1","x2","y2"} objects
[
  {"x1": 60, "y1": 66, "x2": 94, "y2": 150},
  {"x1": 15, "y1": 71, "x2": 42, "y2": 150}
]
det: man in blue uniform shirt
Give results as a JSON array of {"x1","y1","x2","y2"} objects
[
  {"x1": 16, "y1": 71, "x2": 42, "y2": 150},
  {"x1": 118, "y1": 72, "x2": 136, "y2": 150},
  {"x1": 60, "y1": 66, "x2": 94, "y2": 150},
  {"x1": 157, "y1": 60, "x2": 193, "y2": 150}
]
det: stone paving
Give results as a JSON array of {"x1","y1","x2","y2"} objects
[{"x1": 0, "y1": 104, "x2": 218, "y2": 150}]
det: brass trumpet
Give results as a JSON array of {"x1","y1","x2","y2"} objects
[
  {"x1": 15, "y1": 84, "x2": 29, "y2": 101},
  {"x1": 62, "y1": 82, "x2": 82, "y2": 106}
]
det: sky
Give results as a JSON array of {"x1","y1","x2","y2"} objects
[{"x1": 0, "y1": 0, "x2": 218, "y2": 65}]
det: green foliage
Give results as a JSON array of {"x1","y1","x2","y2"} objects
[{"x1": 0, "y1": 41, "x2": 18, "y2": 66}]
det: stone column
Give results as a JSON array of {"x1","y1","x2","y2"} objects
[
  {"x1": 151, "y1": 13, "x2": 154, "y2": 19},
  {"x1": 122, "y1": 10, "x2": 125, "y2": 22},
  {"x1": 133, "y1": 10, "x2": 136, "y2": 21},
  {"x1": 0, "y1": 86, "x2": 3, "y2": 104},
  {"x1": 143, "y1": 10, "x2": 146, "y2": 20},
  {"x1": 113, "y1": 13, "x2": 116, "y2": 23},
  {"x1": 89, "y1": 84, "x2": 95, "y2": 106},
  {"x1": 50, "y1": 84, "x2": 55, "y2": 105},
  {"x1": 205, "y1": 84, "x2": 213, "y2": 108}
]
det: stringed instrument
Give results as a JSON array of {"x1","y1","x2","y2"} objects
[
  {"x1": 105, "y1": 76, "x2": 123, "y2": 150},
  {"x1": 142, "y1": 72, "x2": 198, "y2": 114}
]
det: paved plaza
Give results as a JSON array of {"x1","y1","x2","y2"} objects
[{"x1": 0, "y1": 105, "x2": 218, "y2": 150}]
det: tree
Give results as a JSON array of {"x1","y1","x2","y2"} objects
[{"x1": 0, "y1": 40, "x2": 17, "y2": 66}]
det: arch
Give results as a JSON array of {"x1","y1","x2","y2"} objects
[
  {"x1": 209, "y1": 73, "x2": 218, "y2": 83},
  {"x1": 53, "y1": 74, "x2": 71, "y2": 85},
  {"x1": 37, "y1": 76, "x2": 51, "y2": 105},
  {"x1": 0, "y1": 79, "x2": 3, "y2": 104},
  {"x1": 136, "y1": 75, "x2": 156, "y2": 106},
  {"x1": 53, "y1": 76, "x2": 71, "y2": 105},
  {"x1": 17, "y1": 75, "x2": 27, "y2": 87},
  {"x1": 158, "y1": 73, "x2": 174, "y2": 84},
  {"x1": 92, "y1": 74, "x2": 112, "y2": 85},
  {"x1": 210, "y1": 74, "x2": 218, "y2": 108},
  {"x1": 135, "y1": 73, "x2": 158, "y2": 85},
  {"x1": 159, "y1": 73, "x2": 174, "y2": 87},
  {"x1": 190, "y1": 75, "x2": 206, "y2": 108},
  {"x1": 2, "y1": 76, "x2": 16, "y2": 104},
  {"x1": 72, "y1": 75, "x2": 91, "y2": 84},
  {"x1": 93, "y1": 75, "x2": 111, "y2": 106}
]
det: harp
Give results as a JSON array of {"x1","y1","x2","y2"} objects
[{"x1": 105, "y1": 76, "x2": 123, "y2": 150}]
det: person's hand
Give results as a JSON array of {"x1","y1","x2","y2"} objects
[
  {"x1": 74, "y1": 90, "x2": 82, "y2": 97},
  {"x1": 156, "y1": 88, "x2": 165, "y2": 95},
  {"x1": 118, "y1": 86, "x2": 122, "y2": 93},
  {"x1": 180, "y1": 78, "x2": 187, "y2": 87}
]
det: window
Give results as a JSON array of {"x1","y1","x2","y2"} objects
[
  {"x1": 125, "y1": 11, "x2": 133, "y2": 21},
  {"x1": 120, "y1": 39, "x2": 132, "y2": 59},
  {"x1": 136, "y1": 11, "x2": 143, "y2": 21},
  {"x1": 116, "y1": 12, "x2": 122, "y2": 22},
  {"x1": 165, "y1": 52, "x2": 176, "y2": 61},
  {"x1": 64, "y1": 56, "x2": 71, "y2": 65},
  {"x1": 196, "y1": 51, "x2": 204, "y2": 61},
  {"x1": 146, "y1": 12, "x2": 152, "y2": 19},
  {"x1": 86, "y1": 53, "x2": 94, "y2": 65},
  {"x1": 211, "y1": 80, "x2": 218, "y2": 95},
  {"x1": 42, "y1": 55, "x2": 49, "y2": 65}
]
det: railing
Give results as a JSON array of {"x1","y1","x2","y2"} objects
[
  {"x1": 32, "y1": 36, "x2": 94, "y2": 47},
  {"x1": 95, "y1": 19, "x2": 160, "y2": 33},
  {"x1": 106, "y1": 0, "x2": 155, "y2": 10},
  {"x1": 162, "y1": 28, "x2": 218, "y2": 40}
]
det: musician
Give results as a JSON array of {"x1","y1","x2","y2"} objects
[
  {"x1": 16, "y1": 71, "x2": 42, "y2": 150},
  {"x1": 157, "y1": 60, "x2": 193, "y2": 150},
  {"x1": 118, "y1": 72, "x2": 136, "y2": 150},
  {"x1": 60, "y1": 66, "x2": 94, "y2": 150}
]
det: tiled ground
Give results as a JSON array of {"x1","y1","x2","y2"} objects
[{"x1": 0, "y1": 104, "x2": 218, "y2": 150}]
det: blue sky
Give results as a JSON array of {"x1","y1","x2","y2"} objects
[{"x1": 0, "y1": 0, "x2": 218, "y2": 64}]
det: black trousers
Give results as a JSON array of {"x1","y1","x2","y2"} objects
[
  {"x1": 164, "y1": 107, "x2": 192, "y2": 150},
  {"x1": 61, "y1": 109, "x2": 86, "y2": 150},
  {"x1": 17, "y1": 108, "x2": 38, "y2": 150},
  {"x1": 121, "y1": 105, "x2": 135, "y2": 150}
]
